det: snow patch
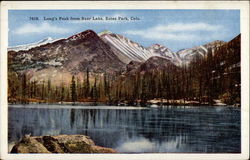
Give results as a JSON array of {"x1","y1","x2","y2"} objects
[
  {"x1": 8, "y1": 37, "x2": 55, "y2": 52},
  {"x1": 102, "y1": 33, "x2": 173, "y2": 64},
  {"x1": 200, "y1": 45, "x2": 208, "y2": 53},
  {"x1": 44, "y1": 59, "x2": 62, "y2": 66}
]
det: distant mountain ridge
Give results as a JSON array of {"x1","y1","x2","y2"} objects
[
  {"x1": 176, "y1": 40, "x2": 226, "y2": 64},
  {"x1": 8, "y1": 30, "x2": 227, "y2": 66},
  {"x1": 99, "y1": 31, "x2": 175, "y2": 64},
  {"x1": 8, "y1": 29, "x2": 235, "y2": 85},
  {"x1": 8, "y1": 37, "x2": 55, "y2": 52}
]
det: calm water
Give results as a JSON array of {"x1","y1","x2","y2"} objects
[{"x1": 8, "y1": 104, "x2": 240, "y2": 153}]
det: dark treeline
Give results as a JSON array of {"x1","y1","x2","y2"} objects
[{"x1": 8, "y1": 35, "x2": 240, "y2": 105}]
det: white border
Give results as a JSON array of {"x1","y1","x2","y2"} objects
[{"x1": 0, "y1": 1, "x2": 249, "y2": 160}]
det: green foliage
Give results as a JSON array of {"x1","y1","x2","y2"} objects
[
  {"x1": 8, "y1": 71, "x2": 21, "y2": 100},
  {"x1": 71, "y1": 76, "x2": 77, "y2": 102}
]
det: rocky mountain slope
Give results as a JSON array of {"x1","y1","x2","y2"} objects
[
  {"x1": 8, "y1": 30, "x2": 125, "y2": 84},
  {"x1": 124, "y1": 56, "x2": 176, "y2": 76},
  {"x1": 176, "y1": 40, "x2": 226, "y2": 64},
  {"x1": 99, "y1": 30, "x2": 226, "y2": 66},
  {"x1": 99, "y1": 31, "x2": 175, "y2": 64}
]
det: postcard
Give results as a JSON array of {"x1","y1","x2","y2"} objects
[{"x1": 0, "y1": 1, "x2": 249, "y2": 160}]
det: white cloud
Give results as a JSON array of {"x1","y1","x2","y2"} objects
[
  {"x1": 154, "y1": 22, "x2": 222, "y2": 32},
  {"x1": 14, "y1": 22, "x2": 70, "y2": 35},
  {"x1": 126, "y1": 30, "x2": 199, "y2": 41},
  {"x1": 125, "y1": 22, "x2": 225, "y2": 42}
]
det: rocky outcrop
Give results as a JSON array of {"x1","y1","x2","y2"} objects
[{"x1": 10, "y1": 134, "x2": 117, "y2": 153}]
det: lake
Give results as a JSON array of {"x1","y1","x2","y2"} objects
[{"x1": 8, "y1": 104, "x2": 240, "y2": 153}]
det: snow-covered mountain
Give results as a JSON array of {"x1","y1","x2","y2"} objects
[
  {"x1": 176, "y1": 40, "x2": 226, "y2": 64},
  {"x1": 100, "y1": 31, "x2": 226, "y2": 66},
  {"x1": 148, "y1": 44, "x2": 174, "y2": 59},
  {"x1": 99, "y1": 31, "x2": 174, "y2": 64},
  {"x1": 8, "y1": 37, "x2": 57, "y2": 52},
  {"x1": 148, "y1": 44, "x2": 182, "y2": 66}
]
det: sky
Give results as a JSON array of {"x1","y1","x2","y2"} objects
[{"x1": 8, "y1": 10, "x2": 240, "y2": 52}]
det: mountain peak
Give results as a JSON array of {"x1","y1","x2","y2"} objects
[
  {"x1": 67, "y1": 30, "x2": 97, "y2": 41},
  {"x1": 205, "y1": 40, "x2": 226, "y2": 46},
  {"x1": 149, "y1": 44, "x2": 164, "y2": 49},
  {"x1": 202, "y1": 40, "x2": 226, "y2": 50},
  {"x1": 98, "y1": 30, "x2": 112, "y2": 36},
  {"x1": 147, "y1": 44, "x2": 174, "y2": 60}
]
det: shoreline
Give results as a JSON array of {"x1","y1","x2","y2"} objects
[{"x1": 8, "y1": 100, "x2": 240, "y2": 108}]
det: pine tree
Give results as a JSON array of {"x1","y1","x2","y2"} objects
[
  {"x1": 47, "y1": 79, "x2": 51, "y2": 101},
  {"x1": 93, "y1": 77, "x2": 98, "y2": 103},
  {"x1": 140, "y1": 73, "x2": 149, "y2": 106},
  {"x1": 21, "y1": 73, "x2": 27, "y2": 103},
  {"x1": 84, "y1": 68, "x2": 90, "y2": 98},
  {"x1": 71, "y1": 76, "x2": 77, "y2": 103},
  {"x1": 60, "y1": 82, "x2": 65, "y2": 102},
  {"x1": 76, "y1": 77, "x2": 81, "y2": 100}
]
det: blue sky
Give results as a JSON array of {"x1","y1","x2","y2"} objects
[{"x1": 9, "y1": 10, "x2": 240, "y2": 52}]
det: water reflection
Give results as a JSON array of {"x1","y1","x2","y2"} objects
[{"x1": 8, "y1": 105, "x2": 240, "y2": 153}]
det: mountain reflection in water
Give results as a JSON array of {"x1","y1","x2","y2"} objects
[{"x1": 8, "y1": 105, "x2": 240, "y2": 153}]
